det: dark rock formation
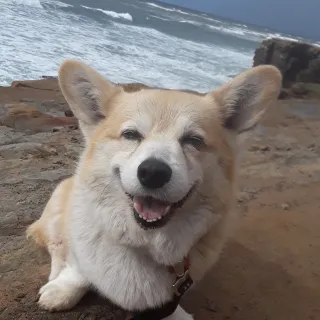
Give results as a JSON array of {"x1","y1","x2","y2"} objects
[{"x1": 253, "y1": 38, "x2": 320, "y2": 87}]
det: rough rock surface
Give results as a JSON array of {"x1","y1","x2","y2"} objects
[
  {"x1": 1, "y1": 79, "x2": 320, "y2": 320},
  {"x1": 253, "y1": 38, "x2": 320, "y2": 88}
]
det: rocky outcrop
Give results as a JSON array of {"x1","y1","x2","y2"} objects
[{"x1": 253, "y1": 38, "x2": 320, "y2": 88}]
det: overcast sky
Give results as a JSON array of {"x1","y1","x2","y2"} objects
[{"x1": 159, "y1": 0, "x2": 319, "y2": 41}]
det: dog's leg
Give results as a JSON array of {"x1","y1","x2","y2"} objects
[
  {"x1": 46, "y1": 213, "x2": 66, "y2": 281},
  {"x1": 48, "y1": 241, "x2": 66, "y2": 281},
  {"x1": 39, "y1": 263, "x2": 88, "y2": 311},
  {"x1": 164, "y1": 305, "x2": 194, "y2": 320}
]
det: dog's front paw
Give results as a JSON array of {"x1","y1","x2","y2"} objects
[
  {"x1": 38, "y1": 281, "x2": 81, "y2": 311},
  {"x1": 164, "y1": 306, "x2": 194, "y2": 320}
]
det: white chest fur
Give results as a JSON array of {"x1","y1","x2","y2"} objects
[
  {"x1": 68, "y1": 207, "x2": 177, "y2": 311},
  {"x1": 68, "y1": 179, "x2": 219, "y2": 311}
]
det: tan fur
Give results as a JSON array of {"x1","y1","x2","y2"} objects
[{"x1": 27, "y1": 178, "x2": 73, "y2": 256}]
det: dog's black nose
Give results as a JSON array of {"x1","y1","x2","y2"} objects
[{"x1": 137, "y1": 158, "x2": 172, "y2": 189}]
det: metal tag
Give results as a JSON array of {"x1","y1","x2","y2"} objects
[{"x1": 172, "y1": 270, "x2": 194, "y2": 296}]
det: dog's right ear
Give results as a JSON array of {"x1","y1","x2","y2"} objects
[{"x1": 58, "y1": 60, "x2": 122, "y2": 137}]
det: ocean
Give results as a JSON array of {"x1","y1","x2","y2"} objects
[{"x1": 0, "y1": 0, "x2": 318, "y2": 92}]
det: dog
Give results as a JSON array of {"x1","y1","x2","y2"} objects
[{"x1": 27, "y1": 60, "x2": 281, "y2": 319}]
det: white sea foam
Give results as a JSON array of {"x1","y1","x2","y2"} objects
[
  {"x1": 97, "y1": 9, "x2": 133, "y2": 21},
  {"x1": 52, "y1": 1, "x2": 73, "y2": 8},
  {"x1": 149, "y1": 15, "x2": 171, "y2": 21},
  {"x1": 179, "y1": 20, "x2": 202, "y2": 27},
  {"x1": 2, "y1": 0, "x2": 43, "y2": 8},
  {"x1": 81, "y1": 5, "x2": 133, "y2": 21},
  {"x1": 146, "y1": 2, "x2": 189, "y2": 15},
  {"x1": 41, "y1": 0, "x2": 73, "y2": 8},
  {"x1": 206, "y1": 24, "x2": 280, "y2": 42}
]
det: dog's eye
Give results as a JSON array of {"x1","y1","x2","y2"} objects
[
  {"x1": 180, "y1": 134, "x2": 206, "y2": 150},
  {"x1": 121, "y1": 129, "x2": 142, "y2": 141}
]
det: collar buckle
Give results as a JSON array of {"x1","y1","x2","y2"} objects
[
  {"x1": 171, "y1": 257, "x2": 193, "y2": 297},
  {"x1": 172, "y1": 269, "x2": 193, "y2": 296}
]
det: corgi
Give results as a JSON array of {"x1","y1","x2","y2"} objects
[{"x1": 27, "y1": 60, "x2": 281, "y2": 319}]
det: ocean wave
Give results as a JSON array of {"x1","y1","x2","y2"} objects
[
  {"x1": 42, "y1": 0, "x2": 73, "y2": 8},
  {"x1": 179, "y1": 20, "x2": 202, "y2": 27},
  {"x1": 149, "y1": 15, "x2": 171, "y2": 21},
  {"x1": 6, "y1": 0, "x2": 43, "y2": 8},
  {"x1": 81, "y1": 5, "x2": 133, "y2": 21},
  {"x1": 202, "y1": 16, "x2": 224, "y2": 24},
  {"x1": 206, "y1": 23, "x2": 306, "y2": 44},
  {"x1": 206, "y1": 23, "x2": 288, "y2": 43},
  {"x1": 267, "y1": 33, "x2": 300, "y2": 42},
  {"x1": 207, "y1": 25, "x2": 246, "y2": 37},
  {"x1": 146, "y1": 2, "x2": 189, "y2": 15},
  {"x1": 51, "y1": 1, "x2": 73, "y2": 8}
]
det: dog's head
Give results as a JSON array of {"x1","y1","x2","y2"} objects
[{"x1": 59, "y1": 60, "x2": 281, "y2": 247}]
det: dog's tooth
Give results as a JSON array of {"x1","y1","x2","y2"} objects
[
  {"x1": 139, "y1": 214, "x2": 143, "y2": 219},
  {"x1": 165, "y1": 206, "x2": 171, "y2": 214},
  {"x1": 157, "y1": 216, "x2": 162, "y2": 220}
]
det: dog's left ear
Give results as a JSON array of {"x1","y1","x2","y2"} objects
[{"x1": 208, "y1": 65, "x2": 282, "y2": 134}]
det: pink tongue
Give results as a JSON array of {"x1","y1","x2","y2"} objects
[{"x1": 133, "y1": 196, "x2": 169, "y2": 221}]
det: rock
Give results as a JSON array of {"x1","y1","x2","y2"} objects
[
  {"x1": 291, "y1": 83, "x2": 308, "y2": 96},
  {"x1": 117, "y1": 82, "x2": 204, "y2": 96},
  {"x1": 64, "y1": 109, "x2": 74, "y2": 117},
  {"x1": 0, "y1": 103, "x2": 77, "y2": 133},
  {"x1": 281, "y1": 203, "x2": 290, "y2": 211},
  {"x1": 260, "y1": 145, "x2": 270, "y2": 152},
  {"x1": 0, "y1": 84, "x2": 63, "y2": 104},
  {"x1": 307, "y1": 143, "x2": 316, "y2": 151},
  {"x1": 303, "y1": 83, "x2": 320, "y2": 98},
  {"x1": 248, "y1": 145, "x2": 270, "y2": 152},
  {"x1": 41, "y1": 75, "x2": 58, "y2": 79},
  {"x1": 11, "y1": 79, "x2": 60, "y2": 91},
  {"x1": 253, "y1": 39, "x2": 320, "y2": 87},
  {"x1": 278, "y1": 89, "x2": 289, "y2": 100},
  {"x1": 119, "y1": 82, "x2": 150, "y2": 92}
]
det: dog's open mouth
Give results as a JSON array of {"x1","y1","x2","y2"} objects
[{"x1": 128, "y1": 186, "x2": 195, "y2": 230}]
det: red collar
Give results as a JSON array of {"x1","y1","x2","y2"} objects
[{"x1": 168, "y1": 256, "x2": 190, "y2": 275}]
